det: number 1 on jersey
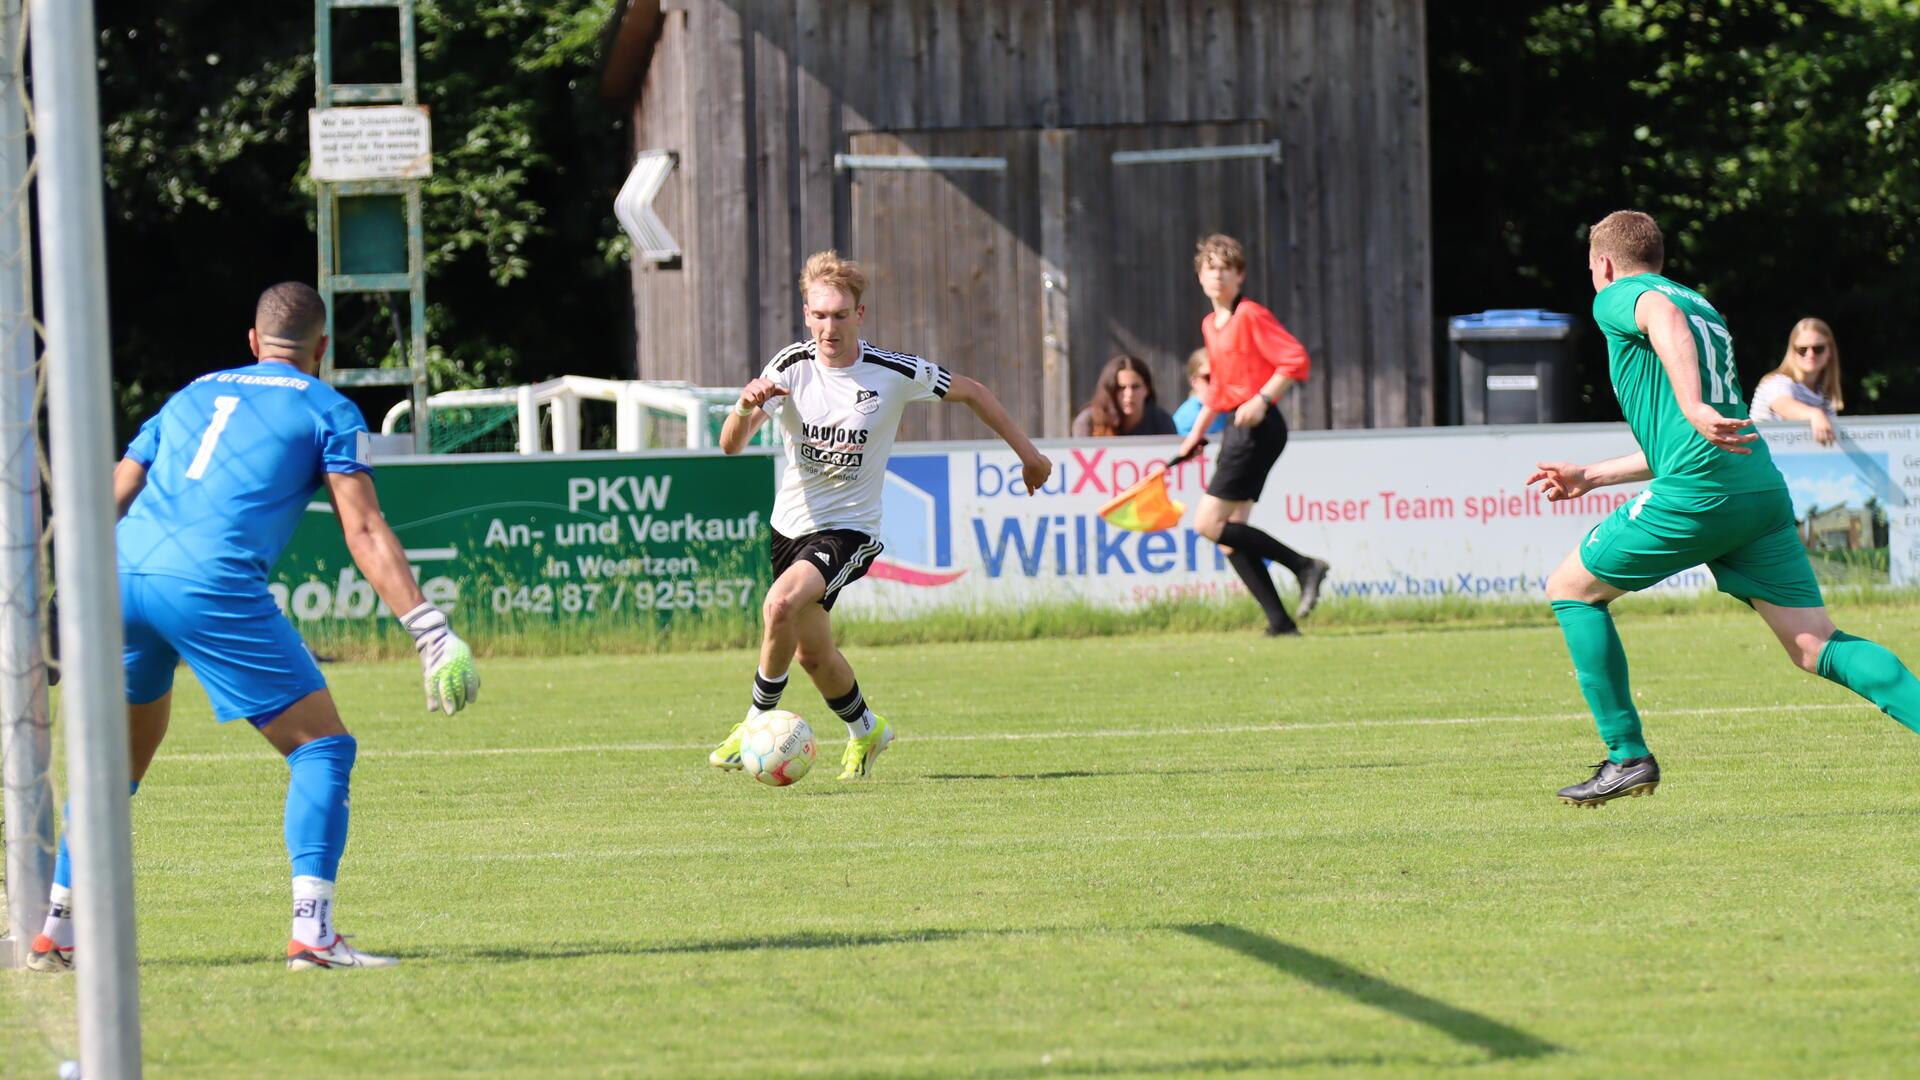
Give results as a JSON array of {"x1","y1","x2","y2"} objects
[{"x1": 184, "y1": 395, "x2": 241, "y2": 480}]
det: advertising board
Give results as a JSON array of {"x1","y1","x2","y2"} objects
[
  {"x1": 268, "y1": 452, "x2": 773, "y2": 628},
  {"x1": 834, "y1": 419, "x2": 1920, "y2": 614},
  {"x1": 266, "y1": 420, "x2": 1920, "y2": 628}
]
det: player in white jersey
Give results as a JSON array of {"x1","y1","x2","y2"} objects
[{"x1": 708, "y1": 251, "x2": 1052, "y2": 778}]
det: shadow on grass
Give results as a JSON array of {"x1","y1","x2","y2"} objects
[
  {"x1": 454, "y1": 927, "x2": 983, "y2": 963},
  {"x1": 834, "y1": 1051, "x2": 1469, "y2": 1079},
  {"x1": 1176, "y1": 923, "x2": 1559, "y2": 1061},
  {"x1": 150, "y1": 926, "x2": 1006, "y2": 969},
  {"x1": 150, "y1": 921, "x2": 1548, "y2": 1065}
]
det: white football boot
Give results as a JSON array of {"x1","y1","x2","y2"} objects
[{"x1": 287, "y1": 934, "x2": 400, "y2": 971}]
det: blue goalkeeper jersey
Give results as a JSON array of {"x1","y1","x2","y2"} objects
[{"x1": 117, "y1": 361, "x2": 371, "y2": 590}]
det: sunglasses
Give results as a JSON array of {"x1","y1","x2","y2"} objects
[
  {"x1": 1194, "y1": 372, "x2": 1211, "y2": 382},
  {"x1": 1794, "y1": 343, "x2": 1829, "y2": 356}
]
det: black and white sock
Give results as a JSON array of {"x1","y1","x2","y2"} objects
[
  {"x1": 41, "y1": 883, "x2": 74, "y2": 949},
  {"x1": 826, "y1": 682, "x2": 877, "y2": 737},
  {"x1": 750, "y1": 669, "x2": 788, "y2": 715},
  {"x1": 1228, "y1": 550, "x2": 1297, "y2": 634},
  {"x1": 292, "y1": 875, "x2": 335, "y2": 947},
  {"x1": 1217, "y1": 521, "x2": 1315, "y2": 581}
]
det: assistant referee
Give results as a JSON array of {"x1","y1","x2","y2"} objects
[{"x1": 1171, "y1": 234, "x2": 1330, "y2": 635}]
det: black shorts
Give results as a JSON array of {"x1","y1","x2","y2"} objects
[
  {"x1": 770, "y1": 528, "x2": 883, "y2": 611},
  {"x1": 1205, "y1": 407, "x2": 1289, "y2": 502}
]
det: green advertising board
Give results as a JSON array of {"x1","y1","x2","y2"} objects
[{"x1": 268, "y1": 452, "x2": 774, "y2": 635}]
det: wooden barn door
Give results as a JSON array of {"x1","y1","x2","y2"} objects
[
  {"x1": 846, "y1": 129, "x2": 1043, "y2": 442},
  {"x1": 1059, "y1": 122, "x2": 1274, "y2": 429},
  {"x1": 847, "y1": 123, "x2": 1273, "y2": 441}
]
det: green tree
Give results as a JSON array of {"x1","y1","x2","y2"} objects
[
  {"x1": 1429, "y1": 0, "x2": 1920, "y2": 417},
  {"x1": 92, "y1": 0, "x2": 628, "y2": 437}
]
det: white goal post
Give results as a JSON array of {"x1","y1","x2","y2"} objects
[
  {"x1": 0, "y1": 0, "x2": 48, "y2": 976},
  {"x1": 26, "y1": 0, "x2": 145, "y2": 1076}
]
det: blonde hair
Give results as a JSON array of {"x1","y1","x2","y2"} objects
[
  {"x1": 798, "y1": 250, "x2": 868, "y2": 305},
  {"x1": 1771, "y1": 317, "x2": 1845, "y2": 412},
  {"x1": 1186, "y1": 347, "x2": 1210, "y2": 380},
  {"x1": 1589, "y1": 210, "x2": 1664, "y2": 272},
  {"x1": 1193, "y1": 234, "x2": 1247, "y2": 274}
]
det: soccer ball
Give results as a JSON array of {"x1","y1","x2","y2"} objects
[{"x1": 741, "y1": 710, "x2": 816, "y2": 787}]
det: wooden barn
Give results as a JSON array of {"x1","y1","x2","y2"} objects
[{"x1": 600, "y1": 0, "x2": 1433, "y2": 439}]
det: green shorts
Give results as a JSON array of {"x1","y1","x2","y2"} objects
[{"x1": 1579, "y1": 486, "x2": 1824, "y2": 608}]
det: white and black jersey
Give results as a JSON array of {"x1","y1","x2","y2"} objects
[{"x1": 759, "y1": 339, "x2": 951, "y2": 537}]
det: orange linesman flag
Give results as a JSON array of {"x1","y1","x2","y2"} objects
[{"x1": 1097, "y1": 469, "x2": 1186, "y2": 532}]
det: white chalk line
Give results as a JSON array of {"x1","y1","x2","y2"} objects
[
  {"x1": 462, "y1": 829, "x2": 1293, "y2": 863},
  {"x1": 159, "y1": 702, "x2": 1870, "y2": 764}
]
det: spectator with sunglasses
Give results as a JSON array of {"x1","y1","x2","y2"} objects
[
  {"x1": 1172, "y1": 347, "x2": 1229, "y2": 437},
  {"x1": 1751, "y1": 317, "x2": 1844, "y2": 446}
]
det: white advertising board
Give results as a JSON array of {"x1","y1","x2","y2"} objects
[
  {"x1": 309, "y1": 106, "x2": 433, "y2": 181},
  {"x1": 821, "y1": 418, "x2": 1920, "y2": 616}
]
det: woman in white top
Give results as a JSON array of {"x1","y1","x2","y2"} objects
[{"x1": 1750, "y1": 316, "x2": 1843, "y2": 446}]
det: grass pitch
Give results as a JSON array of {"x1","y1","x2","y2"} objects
[{"x1": 7, "y1": 603, "x2": 1920, "y2": 1078}]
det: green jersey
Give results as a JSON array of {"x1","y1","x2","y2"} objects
[{"x1": 1591, "y1": 273, "x2": 1782, "y2": 497}]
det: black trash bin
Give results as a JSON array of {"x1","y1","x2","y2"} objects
[{"x1": 1448, "y1": 309, "x2": 1577, "y2": 425}]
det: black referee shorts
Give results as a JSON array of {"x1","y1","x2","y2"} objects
[
  {"x1": 770, "y1": 528, "x2": 883, "y2": 611},
  {"x1": 1205, "y1": 407, "x2": 1289, "y2": 503}
]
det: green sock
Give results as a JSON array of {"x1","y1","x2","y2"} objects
[
  {"x1": 1817, "y1": 631, "x2": 1920, "y2": 734},
  {"x1": 1551, "y1": 599, "x2": 1650, "y2": 762}
]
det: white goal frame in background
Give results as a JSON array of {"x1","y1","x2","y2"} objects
[
  {"x1": 0, "y1": 0, "x2": 49, "y2": 972},
  {"x1": 1, "y1": 0, "x2": 144, "y2": 1076}
]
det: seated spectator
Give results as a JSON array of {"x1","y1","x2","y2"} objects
[
  {"x1": 1072, "y1": 354, "x2": 1177, "y2": 437},
  {"x1": 1751, "y1": 317, "x2": 1843, "y2": 446},
  {"x1": 1172, "y1": 347, "x2": 1228, "y2": 437}
]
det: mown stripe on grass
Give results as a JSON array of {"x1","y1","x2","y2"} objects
[{"x1": 157, "y1": 701, "x2": 1870, "y2": 763}]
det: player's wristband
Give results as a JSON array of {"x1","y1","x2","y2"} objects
[
  {"x1": 399, "y1": 602, "x2": 451, "y2": 654},
  {"x1": 733, "y1": 400, "x2": 756, "y2": 418}
]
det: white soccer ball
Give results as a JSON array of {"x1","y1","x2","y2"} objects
[{"x1": 741, "y1": 710, "x2": 816, "y2": 787}]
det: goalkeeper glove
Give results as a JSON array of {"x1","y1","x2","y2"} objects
[{"x1": 400, "y1": 602, "x2": 479, "y2": 715}]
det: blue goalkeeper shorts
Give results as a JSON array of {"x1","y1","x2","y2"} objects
[{"x1": 122, "y1": 573, "x2": 326, "y2": 726}]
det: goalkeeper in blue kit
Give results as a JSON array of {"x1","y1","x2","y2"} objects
[{"x1": 28, "y1": 283, "x2": 479, "y2": 973}]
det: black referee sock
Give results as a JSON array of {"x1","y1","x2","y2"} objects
[
  {"x1": 1217, "y1": 521, "x2": 1315, "y2": 580},
  {"x1": 750, "y1": 669, "x2": 788, "y2": 713},
  {"x1": 1228, "y1": 550, "x2": 1297, "y2": 634}
]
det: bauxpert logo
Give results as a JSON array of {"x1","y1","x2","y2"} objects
[{"x1": 874, "y1": 454, "x2": 965, "y2": 586}]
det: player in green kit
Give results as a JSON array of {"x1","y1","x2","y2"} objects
[{"x1": 1529, "y1": 210, "x2": 1920, "y2": 806}]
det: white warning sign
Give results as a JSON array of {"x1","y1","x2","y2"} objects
[{"x1": 309, "y1": 106, "x2": 433, "y2": 181}]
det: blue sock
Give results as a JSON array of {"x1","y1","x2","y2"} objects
[
  {"x1": 285, "y1": 735, "x2": 356, "y2": 880},
  {"x1": 52, "y1": 780, "x2": 139, "y2": 890}
]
